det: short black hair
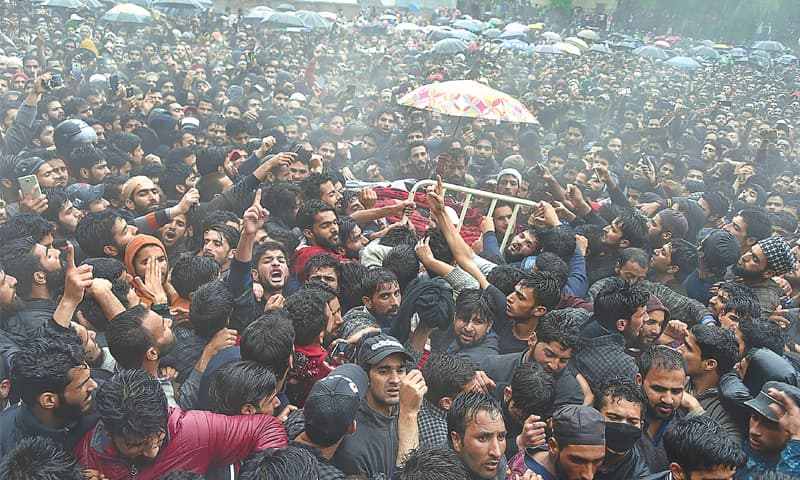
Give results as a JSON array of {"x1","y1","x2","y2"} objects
[
  {"x1": 240, "y1": 446, "x2": 319, "y2": 480},
  {"x1": 156, "y1": 471, "x2": 207, "y2": 480},
  {"x1": 593, "y1": 376, "x2": 648, "y2": 418},
  {"x1": 0, "y1": 436, "x2": 85, "y2": 480},
  {"x1": 535, "y1": 308, "x2": 582, "y2": 352},
  {"x1": 171, "y1": 256, "x2": 220, "y2": 299},
  {"x1": 738, "y1": 209, "x2": 772, "y2": 242},
  {"x1": 617, "y1": 247, "x2": 650, "y2": 270},
  {"x1": 486, "y1": 265, "x2": 526, "y2": 295},
  {"x1": 510, "y1": 362, "x2": 555, "y2": 419},
  {"x1": 285, "y1": 287, "x2": 329, "y2": 346},
  {"x1": 615, "y1": 210, "x2": 650, "y2": 249},
  {"x1": 241, "y1": 310, "x2": 295, "y2": 377},
  {"x1": 689, "y1": 324, "x2": 739, "y2": 375},
  {"x1": 300, "y1": 171, "x2": 337, "y2": 202},
  {"x1": 454, "y1": 289, "x2": 496, "y2": 326},
  {"x1": 106, "y1": 305, "x2": 159, "y2": 370},
  {"x1": 518, "y1": 271, "x2": 562, "y2": 311},
  {"x1": 190, "y1": 280, "x2": 234, "y2": 341},
  {"x1": 639, "y1": 345, "x2": 687, "y2": 380},
  {"x1": 667, "y1": 239, "x2": 699, "y2": 281},
  {"x1": 594, "y1": 277, "x2": 650, "y2": 331},
  {"x1": 399, "y1": 447, "x2": 469, "y2": 480},
  {"x1": 362, "y1": 267, "x2": 399, "y2": 299},
  {"x1": 11, "y1": 332, "x2": 85, "y2": 407},
  {"x1": 303, "y1": 253, "x2": 340, "y2": 283},
  {"x1": 0, "y1": 213, "x2": 54, "y2": 244},
  {"x1": 538, "y1": 225, "x2": 577, "y2": 262},
  {"x1": 383, "y1": 244, "x2": 420, "y2": 291},
  {"x1": 95, "y1": 369, "x2": 169, "y2": 445},
  {"x1": 209, "y1": 360, "x2": 278, "y2": 415},
  {"x1": 296, "y1": 199, "x2": 336, "y2": 232},
  {"x1": 380, "y1": 224, "x2": 419, "y2": 247},
  {"x1": 80, "y1": 257, "x2": 126, "y2": 281},
  {"x1": 422, "y1": 353, "x2": 477, "y2": 405},
  {"x1": 737, "y1": 317, "x2": 785, "y2": 356},
  {"x1": 424, "y1": 227, "x2": 454, "y2": 265},
  {"x1": 75, "y1": 209, "x2": 125, "y2": 258},
  {"x1": 663, "y1": 416, "x2": 745, "y2": 475},
  {"x1": 534, "y1": 252, "x2": 568, "y2": 289},
  {"x1": 447, "y1": 391, "x2": 503, "y2": 446}
]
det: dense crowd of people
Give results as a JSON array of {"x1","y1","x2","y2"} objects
[{"x1": 2, "y1": 1, "x2": 800, "y2": 479}]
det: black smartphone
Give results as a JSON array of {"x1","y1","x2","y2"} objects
[
  {"x1": 330, "y1": 342, "x2": 356, "y2": 362},
  {"x1": 720, "y1": 100, "x2": 732, "y2": 108},
  {"x1": 126, "y1": 86, "x2": 134, "y2": 97},
  {"x1": 109, "y1": 74, "x2": 119, "y2": 93},
  {"x1": 48, "y1": 73, "x2": 63, "y2": 88}
]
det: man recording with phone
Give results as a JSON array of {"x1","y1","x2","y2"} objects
[{"x1": 5, "y1": 73, "x2": 60, "y2": 156}]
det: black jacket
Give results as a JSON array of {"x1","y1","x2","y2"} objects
[{"x1": 0, "y1": 404, "x2": 98, "y2": 459}]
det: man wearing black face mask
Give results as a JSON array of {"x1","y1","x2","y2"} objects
[{"x1": 593, "y1": 377, "x2": 651, "y2": 480}]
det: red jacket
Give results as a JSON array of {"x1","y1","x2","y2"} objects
[
  {"x1": 290, "y1": 245, "x2": 349, "y2": 277},
  {"x1": 72, "y1": 407, "x2": 288, "y2": 480}
]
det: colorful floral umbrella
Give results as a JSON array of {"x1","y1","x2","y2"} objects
[{"x1": 397, "y1": 80, "x2": 536, "y2": 123}]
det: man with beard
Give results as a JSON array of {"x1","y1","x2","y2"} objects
[
  {"x1": 0, "y1": 238, "x2": 65, "y2": 357},
  {"x1": 447, "y1": 392, "x2": 508, "y2": 480},
  {"x1": 342, "y1": 268, "x2": 401, "y2": 340},
  {"x1": 285, "y1": 283, "x2": 343, "y2": 406},
  {"x1": 253, "y1": 242, "x2": 289, "y2": 313},
  {"x1": 575, "y1": 278, "x2": 648, "y2": 389},
  {"x1": 648, "y1": 239, "x2": 698, "y2": 296},
  {"x1": 70, "y1": 145, "x2": 110, "y2": 185},
  {"x1": 106, "y1": 305, "x2": 178, "y2": 405},
  {"x1": 0, "y1": 332, "x2": 98, "y2": 459},
  {"x1": 448, "y1": 289, "x2": 499, "y2": 363},
  {"x1": 442, "y1": 148, "x2": 476, "y2": 188},
  {"x1": 403, "y1": 141, "x2": 431, "y2": 180},
  {"x1": 636, "y1": 346, "x2": 702, "y2": 473},
  {"x1": 468, "y1": 135, "x2": 499, "y2": 180},
  {"x1": 42, "y1": 187, "x2": 84, "y2": 243},
  {"x1": 722, "y1": 209, "x2": 772, "y2": 255},
  {"x1": 733, "y1": 236, "x2": 796, "y2": 314},
  {"x1": 592, "y1": 377, "x2": 651, "y2": 480},
  {"x1": 335, "y1": 216, "x2": 369, "y2": 260},
  {"x1": 73, "y1": 369, "x2": 288, "y2": 477},
  {"x1": 200, "y1": 223, "x2": 239, "y2": 273},
  {"x1": 480, "y1": 308, "x2": 584, "y2": 456},
  {"x1": 122, "y1": 176, "x2": 161, "y2": 217},
  {"x1": 510, "y1": 404, "x2": 607, "y2": 480},
  {"x1": 646, "y1": 209, "x2": 689, "y2": 249},
  {"x1": 302, "y1": 172, "x2": 344, "y2": 211},
  {"x1": 37, "y1": 94, "x2": 65, "y2": 126},
  {"x1": 291, "y1": 200, "x2": 348, "y2": 278},
  {"x1": 157, "y1": 210, "x2": 190, "y2": 267}
]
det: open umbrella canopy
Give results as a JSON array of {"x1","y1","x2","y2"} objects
[
  {"x1": 737, "y1": 55, "x2": 770, "y2": 68},
  {"x1": 483, "y1": 28, "x2": 501, "y2": 39},
  {"x1": 395, "y1": 22, "x2": 421, "y2": 32},
  {"x1": 587, "y1": 43, "x2": 612, "y2": 54},
  {"x1": 664, "y1": 56, "x2": 701, "y2": 69},
  {"x1": 153, "y1": 0, "x2": 202, "y2": 10},
  {"x1": 261, "y1": 11, "x2": 306, "y2": 28},
  {"x1": 528, "y1": 23, "x2": 545, "y2": 30},
  {"x1": 243, "y1": 5, "x2": 273, "y2": 23},
  {"x1": 379, "y1": 14, "x2": 398, "y2": 23},
  {"x1": 554, "y1": 42, "x2": 581, "y2": 56},
  {"x1": 499, "y1": 40, "x2": 531, "y2": 52},
  {"x1": 665, "y1": 36, "x2": 682, "y2": 42},
  {"x1": 532, "y1": 44, "x2": 562, "y2": 55},
  {"x1": 692, "y1": 46, "x2": 720, "y2": 59},
  {"x1": 429, "y1": 38, "x2": 469, "y2": 54},
  {"x1": 730, "y1": 47, "x2": 747, "y2": 57},
  {"x1": 777, "y1": 54, "x2": 798, "y2": 64},
  {"x1": 498, "y1": 30, "x2": 526, "y2": 41},
  {"x1": 565, "y1": 37, "x2": 588, "y2": 50},
  {"x1": 504, "y1": 22, "x2": 528, "y2": 32},
  {"x1": 577, "y1": 29, "x2": 599, "y2": 40},
  {"x1": 541, "y1": 31, "x2": 562, "y2": 42},
  {"x1": 654, "y1": 40, "x2": 670, "y2": 48},
  {"x1": 397, "y1": 80, "x2": 536, "y2": 123},
  {"x1": 448, "y1": 29, "x2": 476, "y2": 41},
  {"x1": 697, "y1": 39, "x2": 715, "y2": 47},
  {"x1": 633, "y1": 45, "x2": 669, "y2": 59},
  {"x1": 295, "y1": 10, "x2": 331, "y2": 30},
  {"x1": 101, "y1": 3, "x2": 152, "y2": 23},
  {"x1": 40, "y1": 0, "x2": 84, "y2": 8},
  {"x1": 453, "y1": 19, "x2": 484, "y2": 32},
  {"x1": 276, "y1": 3, "x2": 295, "y2": 11},
  {"x1": 488, "y1": 17, "x2": 504, "y2": 28},
  {"x1": 752, "y1": 40, "x2": 785, "y2": 52}
]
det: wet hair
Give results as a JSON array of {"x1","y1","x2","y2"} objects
[
  {"x1": 639, "y1": 345, "x2": 687, "y2": 380},
  {"x1": 0, "y1": 213, "x2": 54, "y2": 244},
  {"x1": 11, "y1": 333, "x2": 85, "y2": 406},
  {"x1": 300, "y1": 171, "x2": 337, "y2": 202},
  {"x1": 738, "y1": 209, "x2": 772, "y2": 242},
  {"x1": 518, "y1": 271, "x2": 562, "y2": 311},
  {"x1": 615, "y1": 210, "x2": 650, "y2": 249},
  {"x1": 285, "y1": 288, "x2": 329, "y2": 346},
  {"x1": 424, "y1": 227, "x2": 454, "y2": 265},
  {"x1": 422, "y1": 353, "x2": 477, "y2": 405},
  {"x1": 398, "y1": 447, "x2": 469, "y2": 480},
  {"x1": 534, "y1": 252, "x2": 568, "y2": 289},
  {"x1": 171, "y1": 256, "x2": 220, "y2": 299},
  {"x1": 667, "y1": 239, "x2": 699, "y2": 281},
  {"x1": 737, "y1": 317, "x2": 785, "y2": 356},
  {"x1": 80, "y1": 257, "x2": 126, "y2": 281},
  {"x1": 303, "y1": 253, "x2": 340, "y2": 283},
  {"x1": 454, "y1": 289, "x2": 496, "y2": 326},
  {"x1": 380, "y1": 224, "x2": 419, "y2": 247},
  {"x1": 362, "y1": 267, "x2": 399, "y2": 298},
  {"x1": 486, "y1": 265, "x2": 526, "y2": 295},
  {"x1": 510, "y1": 362, "x2": 556, "y2": 419},
  {"x1": 383, "y1": 244, "x2": 420, "y2": 291},
  {"x1": 107, "y1": 305, "x2": 162, "y2": 370},
  {"x1": 0, "y1": 436, "x2": 85, "y2": 480},
  {"x1": 240, "y1": 446, "x2": 319, "y2": 480},
  {"x1": 662, "y1": 416, "x2": 745, "y2": 474},
  {"x1": 94, "y1": 370, "x2": 169, "y2": 449},
  {"x1": 723, "y1": 295, "x2": 762, "y2": 320},
  {"x1": 594, "y1": 277, "x2": 650, "y2": 331},
  {"x1": 209, "y1": 360, "x2": 278, "y2": 415},
  {"x1": 75, "y1": 209, "x2": 125, "y2": 258},
  {"x1": 296, "y1": 199, "x2": 336, "y2": 232},
  {"x1": 190, "y1": 280, "x2": 234, "y2": 341},
  {"x1": 538, "y1": 225, "x2": 577, "y2": 262},
  {"x1": 156, "y1": 471, "x2": 207, "y2": 480},
  {"x1": 688, "y1": 324, "x2": 739, "y2": 375},
  {"x1": 447, "y1": 391, "x2": 503, "y2": 447},
  {"x1": 618, "y1": 247, "x2": 650, "y2": 270},
  {"x1": 0, "y1": 237, "x2": 43, "y2": 298},
  {"x1": 337, "y1": 261, "x2": 368, "y2": 314},
  {"x1": 264, "y1": 183, "x2": 302, "y2": 226},
  {"x1": 535, "y1": 309, "x2": 582, "y2": 352},
  {"x1": 593, "y1": 376, "x2": 648, "y2": 418},
  {"x1": 241, "y1": 310, "x2": 295, "y2": 377}
]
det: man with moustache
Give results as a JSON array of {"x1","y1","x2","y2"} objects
[
  {"x1": 252, "y1": 241, "x2": 289, "y2": 313},
  {"x1": 342, "y1": 268, "x2": 401, "y2": 340},
  {"x1": 291, "y1": 200, "x2": 349, "y2": 278},
  {"x1": 447, "y1": 392, "x2": 508, "y2": 480},
  {"x1": 122, "y1": 176, "x2": 161, "y2": 217},
  {"x1": 732, "y1": 235, "x2": 796, "y2": 314},
  {"x1": 0, "y1": 332, "x2": 98, "y2": 459}
]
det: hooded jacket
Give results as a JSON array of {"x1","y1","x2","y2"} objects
[{"x1": 123, "y1": 234, "x2": 174, "y2": 309}]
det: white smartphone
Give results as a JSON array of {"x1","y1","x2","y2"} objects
[{"x1": 18, "y1": 174, "x2": 41, "y2": 199}]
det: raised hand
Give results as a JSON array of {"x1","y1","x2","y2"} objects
[
  {"x1": 242, "y1": 189, "x2": 268, "y2": 235},
  {"x1": 63, "y1": 242, "x2": 93, "y2": 306}
]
